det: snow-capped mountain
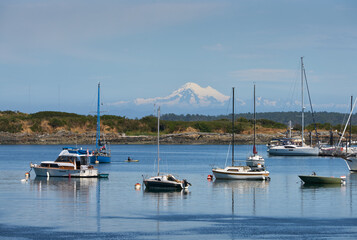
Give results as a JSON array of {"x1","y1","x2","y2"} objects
[{"x1": 134, "y1": 82, "x2": 230, "y2": 106}]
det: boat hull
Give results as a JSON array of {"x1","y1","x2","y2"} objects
[
  {"x1": 212, "y1": 168, "x2": 269, "y2": 180},
  {"x1": 143, "y1": 179, "x2": 184, "y2": 190},
  {"x1": 268, "y1": 146, "x2": 319, "y2": 156},
  {"x1": 343, "y1": 155, "x2": 357, "y2": 172},
  {"x1": 299, "y1": 175, "x2": 343, "y2": 184},
  {"x1": 90, "y1": 155, "x2": 111, "y2": 163},
  {"x1": 33, "y1": 167, "x2": 98, "y2": 178}
]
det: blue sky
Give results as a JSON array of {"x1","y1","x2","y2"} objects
[{"x1": 0, "y1": 0, "x2": 356, "y2": 117}]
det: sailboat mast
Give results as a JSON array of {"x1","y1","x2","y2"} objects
[
  {"x1": 232, "y1": 87, "x2": 235, "y2": 166},
  {"x1": 157, "y1": 107, "x2": 160, "y2": 176},
  {"x1": 253, "y1": 84, "x2": 256, "y2": 154},
  {"x1": 301, "y1": 57, "x2": 305, "y2": 147},
  {"x1": 96, "y1": 82, "x2": 101, "y2": 150},
  {"x1": 350, "y1": 96, "x2": 353, "y2": 146}
]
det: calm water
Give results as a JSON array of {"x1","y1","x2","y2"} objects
[{"x1": 1, "y1": 144, "x2": 357, "y2": 239}]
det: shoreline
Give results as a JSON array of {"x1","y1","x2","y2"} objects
[{"x1": 0, "y1": 131, "x2": 341, "y2": 145}]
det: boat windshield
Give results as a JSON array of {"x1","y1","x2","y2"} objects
[
  {"x1": 55, "y1": 156, "x2": 77, "y2": 163},
  {"x1": 79, "y1": 156, "x2": 88, "y2": 165}
]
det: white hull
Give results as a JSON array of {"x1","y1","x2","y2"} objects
[
  {"x1": 212, "y1": 166, "x2": 269, "y2": 180},
  {"x1": 268, "y1": 145, "x2": 319, "y2": 156},
  {"x1": 33, "y1": 167, "x2": 98, "y2": 178},
  {"x1": 343, "y1": 155, "x2": 357, "y2": 172}
]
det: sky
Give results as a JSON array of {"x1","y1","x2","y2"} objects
[{"x1": 0, "y1": 0, "x2": 356, "y2": 117}]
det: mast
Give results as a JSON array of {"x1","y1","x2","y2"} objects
[
  {"x1": 96, "y1": 83, "x2": 101, "y2": 150},
  {"x1": 301, "y1": 57, "x2": 305, "y2": 147},
  {"x1": 232, "y1": 87, "x2": 235, "y2": 166},
  {"x1": 350, "y1": 96, "x2": 353, "y2": 147},
  {"x1": 157, "y1": 107, "x2": 160, "y2": 176},
  {"x1": 253, "y1": 84, "x2": 257, "y2": 154}
]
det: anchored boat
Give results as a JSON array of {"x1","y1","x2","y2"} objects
[
  {"x1": 90, "y1": 82, "x2": 111, "y2": 163},
  {"x1": 30, "y1": 147, "x2": 107, "y2": 178},
  {"x1": 268, "y1": 57, "x2": 319, "y2": 156},
  {"x1": 299, "y1": 173, "x2": 345, "y2": 185},
  {"x1": 212, "y1": 87, "x2": 270, "y2": 180},
  {"x1": 143, "y1": 107, "x2": 191, "y2": 190}
]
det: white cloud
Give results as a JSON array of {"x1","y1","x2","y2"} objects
[{"x1": 108, "y1": 101, "x2": 130, "y2": 106}]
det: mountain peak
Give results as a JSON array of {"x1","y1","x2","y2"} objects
[{"x1": 134, "y1": 82, "x2": 229, "y2": 106}]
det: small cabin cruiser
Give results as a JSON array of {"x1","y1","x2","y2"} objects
[
  {"x1": 30, "y1": 147, "x2": 101, "y2": 178},
  {"x1": 144, "y1": 174, "x2": 190, "y2": 190}
]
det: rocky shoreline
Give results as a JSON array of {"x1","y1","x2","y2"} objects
[{"x1": 0, "y1": 131, "x2": 340, "y2": 145}]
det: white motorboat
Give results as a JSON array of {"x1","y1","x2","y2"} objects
[
  {"x1": 30, "y1": 147, "x2": 103, "y2": 178},
  {"x1": 268, "y1": 57, "x2": 319, "y2": 156},
  {"x1": 143, "y1": 107, "x2": 191, "y2": 190},
  {"x1": 268, "y1": 144, "x2": 319, "y2": 156},
  {"x1": 212, "y1": 87, "x2": 270, "y2": 180}
]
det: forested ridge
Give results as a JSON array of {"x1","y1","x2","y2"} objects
[{"x1": 0, "y1": 110, "x2": 356, "y2": 135}]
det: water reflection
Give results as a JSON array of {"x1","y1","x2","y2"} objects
[
  {"x1": 212, "y1": 180, "x2": 269, "y2": 217},
  {"x1": 29, "y1": 177, "x2": 106, "y2": 232},
  {"x1": 143, "y1": 189, "x2": 190, "y2": 240}
]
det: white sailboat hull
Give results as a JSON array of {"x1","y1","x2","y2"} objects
[
  {"x1": 268, "y1": 145, "x2": 319, "y2": 156},
  {"x1": 343, "y1": 155, "x2": 357, "y2": 172},
  {"x1": 212, "y1": 166, "x2": 269, "y2": 180}
]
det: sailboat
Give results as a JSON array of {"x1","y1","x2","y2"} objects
[
  {"x1": 267, "y1": 57, "x2": 319, "y2": 156},
  {"x1": 143, "y1": 107, "x2": 191, "y2": 190},
  {"x1": 212, "y1": 87, "x2": 270, "y2": 180},
  {"x1": 90, "y1": 83, "x2": 111, "y2": 163},
  {"x1": 246, "y1": 84, "x2": 265, "y2": 167}
]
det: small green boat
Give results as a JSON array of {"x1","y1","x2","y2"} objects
[
  {"x1": 299, "y1": 173, "x2": 345, "y2": 184},
  {"x1": 98, "y1": 173, "x2": 109, "y2": 178}
]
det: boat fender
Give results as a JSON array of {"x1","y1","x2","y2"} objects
[{"x1": 135, "y1": 183, "x2": 141, "y2": 190}]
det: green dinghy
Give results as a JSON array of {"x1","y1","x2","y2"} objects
[{"x1": 299, "y1": 173, "x2": 346, "y2": 185}]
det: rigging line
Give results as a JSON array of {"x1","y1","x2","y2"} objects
[
  {"x1": 225, "y1": 143, "x2": 231, "y2": 167},
  {"x1": 338, "y1": 98, "x2": 357, "y2": 147},
  {"x1": 303, "y1": 66, "x2": 320, "y2": 144}
]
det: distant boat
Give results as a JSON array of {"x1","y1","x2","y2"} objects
[
  {"x1": 212, "y1": 87, "x2": 270, "y2": 180},
  {"x1": 125, "y1": 157, "x2": 139, "y2": 162},
  {"x1": 268, "y1": 57, "x2": 319, "y2": 156},
  {"x1": 91, "y1": 83, "x2": 111, "y2": 163},
  {"x1": 30, "y1": 147, "x2": 106, "y2": 178},
  {"x1": 143, "y1": 107, "x2": 191, "y2": 190},
  {"x1": 299, "y1": 173, "x2": 345, "y2": 185},
  {"x1": 246, "y1": 84, "x2": 265, "y2": 168}
]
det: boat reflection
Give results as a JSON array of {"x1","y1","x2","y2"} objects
[
  {"x1": 30, "y1": 176, "x2": 99, "y2": 194},
  {"x1": 212, "y1": 179, "x2": 269, "y2": 216},
  {"x1": 300, "y1": 183, "x2": 344, "y2": 189},
  {"x1": 212, "y1": 179, "x2": 270, "y2": 192},
  {"x1": 30, "y1": 176, "x2": 106, "y2": 232},
  {"x1": 143, "y1": 188, "x2": 190, "y2": 199}
]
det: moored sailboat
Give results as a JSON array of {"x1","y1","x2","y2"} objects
[
  {"x1": 212, "y1": 87, "x2": 270, "y2": 180},
  {"x1": 143, "y1": 107, "x2": 191, "y2": 190},
  {"x1": 91, "y1": 83, "x2": 111, "y2": 163},
  {"x1": 268, "y1": 57, "x2": 319, "y2": 156},
  {"x1": 246, "y1": 84, "x2": 265, "y2": 168}
]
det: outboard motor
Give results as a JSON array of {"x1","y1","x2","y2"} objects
[{"x1": 183, "y1": 179, "x2": 191, "y2": 188}]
